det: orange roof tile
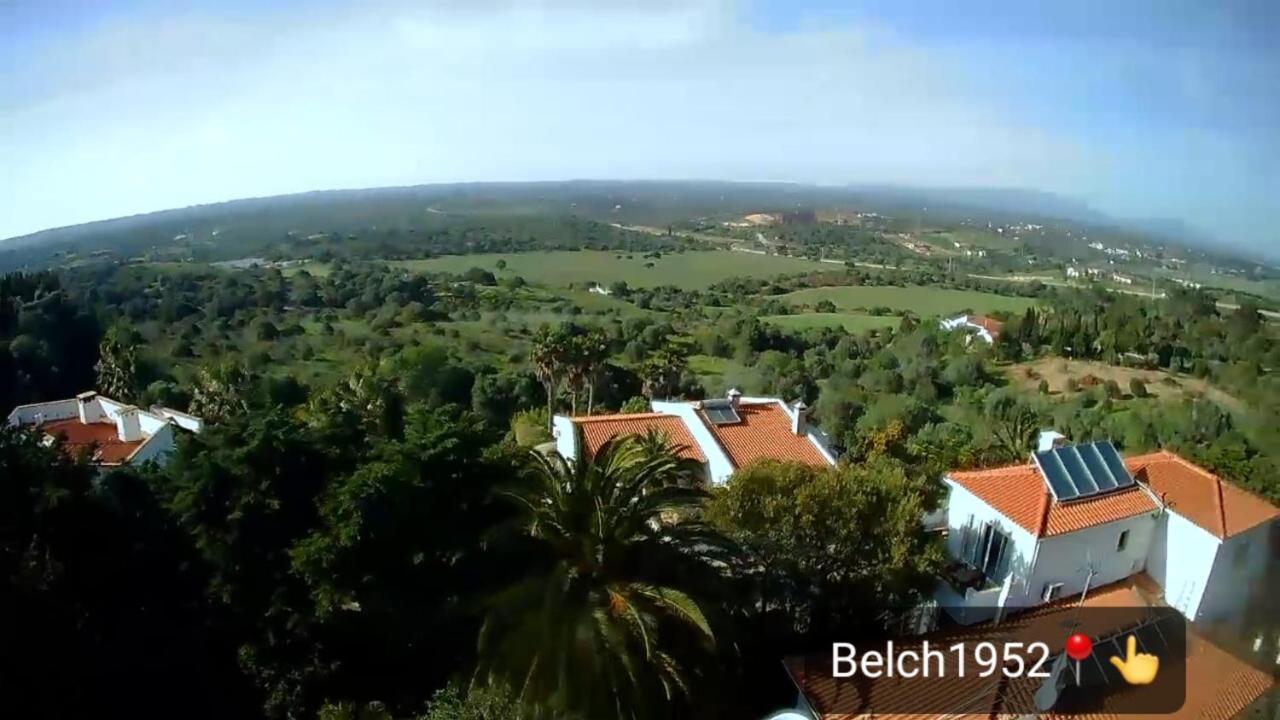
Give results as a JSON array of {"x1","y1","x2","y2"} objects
[
  {"x1": 948, "y1": 450, "x2": 1279, "y2": 539},
  {"x1": 968, "y1": 314, "x2": 1004, "y2": 338},
  {"x1": 697, "y1": 401, "x2": 829, "y2": 469},
  {"x1": 571, "y1": 413, "x2": 706, "y2": 463},
  {"x1": 1127, "y1": 450, "x2": 1280, "y2": 539},
  {"x1": 948, "y1": 462, "x2": 1158, "y2": 537},
  {"x1": 40, "y1": 418, "x2": 143, "y2": 464}
]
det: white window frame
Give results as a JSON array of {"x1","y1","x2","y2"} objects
[{"x1": 1042, "y1": 582, "x2": 1064, "y2": 602}]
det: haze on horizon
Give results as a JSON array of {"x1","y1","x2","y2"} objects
[{"x1": 2, "y1": 0, "x2": 1277, "y2": 252}]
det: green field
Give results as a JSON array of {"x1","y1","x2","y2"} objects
[
  {"x1": 761, "y1": 313, "x2": 899, "y2": 332},
  {"x1": 782, "y1": 285, "x2": 1037, "y2": 316},
  {"x1": 391, "y1": 250, "x2": 833, "y2": 289}
]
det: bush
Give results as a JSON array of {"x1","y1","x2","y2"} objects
[
  {"x1": 510, "y1": 408, "x2": 552, "y2": 447},
  {"x1": 619, "y1": 396, "x2": 650, "y2": 413},
  {"x1": 1129, "y1": 378, "x2": 1149, "y2": 398},
  {"x1": 1038, "y1": 379, "x2": 1050, "y2": 395},
  {"x1": 1103, "y1": 379, "x2": 1123, "y2": 399},
  {"x1": 1065, "y1": 377, "x2": 1081, "y2": 392}
]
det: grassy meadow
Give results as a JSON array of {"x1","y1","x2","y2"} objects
[
  {"x1": 760, "y1": 313, "x2": 899, "y2": 332},
  {"x1": 782, "y1": 285, "x2": 1037, "y2": 316},
  {"x1": 391, "y1": 250, "x2": 833, "y2": 289}
]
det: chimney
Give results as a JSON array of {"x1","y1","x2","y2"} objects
[
  {"x1": 727, "y1": 388, "x2": 742, "y2": 408},
  {"x1": 77, "y1": 391, "x2": 101, "y2": 425},
  {"x1": 1037, "y1": 429, "x2": 1067, "y2": 453},
  {"x1": 792, "y1": 400, "x2": 808, "y2": 436},
  {"x1": 115, "y1": 406, "x2": 143, "y2": 442}
]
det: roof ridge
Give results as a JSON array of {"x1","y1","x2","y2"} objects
[
  {"x1": 1035, "y1": 489, "x2": 1052, "y2": 537},
  {"x1": 950, "y1": 462, "x2": 1034, "y2": 477},
  {"x1": 570, "y1": 412, "x2": 670, "y2": 422}
]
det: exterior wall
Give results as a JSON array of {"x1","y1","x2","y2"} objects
[
  {"x1": 938, "y1": 480, "x2": 1038, "y2": 622},
  {"x1": 651, "y1": 401, "x2": 736, "y2": 484},
  {"x1": 125, "y1": 423, "x2": 177, "y2": 467},
  {"x1": 154, "y1": 407, "x2": 204, "y2": 433},
  {"x1": 1015, "y1": 513, "x2": 1157, "y2": 611},
  {"x1": 552, "y1": 416, "x2": 578, "y2": 461},
  {"x1": 1197, "y1": 519, "x2": 1275, "y2": 624},
  {"x1": 97, "y1": 396, "x2": 129, "y2": 422},
  {"x1": 7, "y1": 399, "x2": 80, "y2": 426},
  {"x1": 138, "y1": 411, "x2": 170, "y2": 436},
  {"x1": 1145, "y1": 510, "x2": 1220, "y2": 619}
]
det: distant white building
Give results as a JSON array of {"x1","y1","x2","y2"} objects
[
  {"x1": 1112, "y1": 273, "x2": 1135, "y2": 285},
  {"x1": 553, "y1": 390, "x2": 836, "y2": 486},
  {"x1": 1066, "y1": 266, "x2": 1082, "y2": 279},
  {"x1": 940, "y1": 314, "x2": 1004, "y2": 344},
  {"x1": 7, "y1": 391, "x2": 203, "y2": 468},
  {"x1": 588, "y1": 284, "x2": 612, "y2": 296}
]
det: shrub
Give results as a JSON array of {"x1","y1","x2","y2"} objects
[
  {"x1": 1129, "y1": 378, "x2": 1149, "y2": 398},
  {"x1": 1038, "y1": 379, "x2": 1050, "y2": 395},
  {"x1": 1065, "y1": 377, "x2": 1081, "y2": 392},
  {"x1": 1103, "y1": 379, "x2": 1123, "y2": 399}
]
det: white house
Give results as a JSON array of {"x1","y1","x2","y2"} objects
[
  {"x1": 775, "y1": 438, "x2": 1279, "y2": 720},
  {"x1": 936, "y1": 441, "x2": 1278, "y2": 626},
  {"x1": 552, "y1": 390, "x2": 836, "y2": 485},
  {"x1": 939, "y1": 314, "x2": 1004, "y2": 344},
  {"x1": 7, "y1": 391, "x2": 203, "y2": 468}
]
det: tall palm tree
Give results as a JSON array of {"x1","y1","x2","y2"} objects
[
  {"x1": 529, "y1": 327, "x2": 568, "y2": 429},
  {"x1": 475, "y1": 434, "x2": 732, "y2": 719}
]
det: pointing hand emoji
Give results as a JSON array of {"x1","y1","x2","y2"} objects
[{"x1": 1109, "y1": 635, "x2": 1159, "y2": 685}]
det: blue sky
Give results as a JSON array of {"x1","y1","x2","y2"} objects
[{"x1": 1, "y1": 0, "x2": 1276, "y2": 252}]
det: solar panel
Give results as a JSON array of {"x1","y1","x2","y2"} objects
[
  {"x1": 702, "y1": 403, "x2": 741, "y2": 425},
  {"x1": 1034, "y1": 449, "x2": 1079, "y2": 501},
  {"x1": 1093, "y1": 441, "x2": 1136, "y2": 489},
  {"x1": 1034, "y1": 440, "x2": 1137, "y2": 502},
  {"x1": 1078, "y1": 442, "x2": 1119, "y2": 491}
]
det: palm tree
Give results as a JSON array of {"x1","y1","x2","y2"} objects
[
  {"x1": 475, "y1": 434, "x2": 731, "y2": 719},
  {"x1": 529, "y1": 327, "x2": 568, "y2": 429}
]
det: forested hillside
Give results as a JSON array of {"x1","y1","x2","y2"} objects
[{"x1": 2, "y1": 200, "x2": 1278, "y2": 719}]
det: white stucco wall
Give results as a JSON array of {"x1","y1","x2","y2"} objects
[
  {"x1": 125, "y1": 423, "x2": 177, "y2": 467},
  {"x1": 1016, "y1": 512, "x2": 1157, "y2": 610},
  {"x1": 938, "y1": 480, "x2": 1039, "y2": 621},
  {"x1": 552, "y1": 416, "x2": 578, "y2": 461},
  {"x1": 1145, "y1": 510, "x2": 1220, "y2": 619},
  {"x1": 651, "y1": 400, "x2": 736, "y2": 485},
  {"x1": 1196, "y1": 519, "x2": 1275, "y2": 624},
  {"x1": 153, "y1": 407, "x2": 204, "y2": 433},
  {"x1": 138, "y1": 411, "x2": 170, "y2": 436},
  {"x1": 7, "y1": 399, "x2": 80, "y2": 426}
]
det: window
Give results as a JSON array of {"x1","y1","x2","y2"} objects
[
  {"x1": 1042, "y1": 582, "x2": 1063, "y2": 602},
  {"x1": 1116, "y1": 529, "x2": 1129, "y2": 552},
  {"x1": 970, "y1": 521, "x2": 1011, "y2": 581}
]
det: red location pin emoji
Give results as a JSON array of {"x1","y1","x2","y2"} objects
[{"x1": 1065, "y1": 633, "x2": 1093, "y2": 685}]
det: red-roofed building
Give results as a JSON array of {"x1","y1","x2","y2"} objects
[
  {"x1": 552, "y1": 390, "x2": 836, "y2": 485},
  {"x1": 940, "y1": 313, "x2": 1005, "y2": 343},
  {"x1": 7, "y1": 391, "x2": 204, "y2": 468},
  {"x1": 780, "y1": 576, "x2": 1276, "y2": 720},
  {"x1": 937, "y1": 435, "x2": 1278, "y2": 629}
]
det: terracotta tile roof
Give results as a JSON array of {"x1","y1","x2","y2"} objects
[
  {"x1": 40, "y1": 418, "x2": 143, "y2": 464},
  {"x1": 948, "y1": 463, "x2": 1158, "y2": 537},
  {"x1": 571, "y1": 413, "x2": 706, "y2": 463},
  {"x1": 1127, "y1": 450, "x2": 1280, "y2": 539},
  {"x1": 786, "y1": 579, "x2": 1275, "y2": 720},
  {"x1": 948, "y1": 450, "x2": 1279, "y2": 540},
  {"x1": 968, "y1": 314, "x2": 1004, "y2": 338},
  {"x1": 697, "y1": 401, "x2": 828, "y2": 469}
]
